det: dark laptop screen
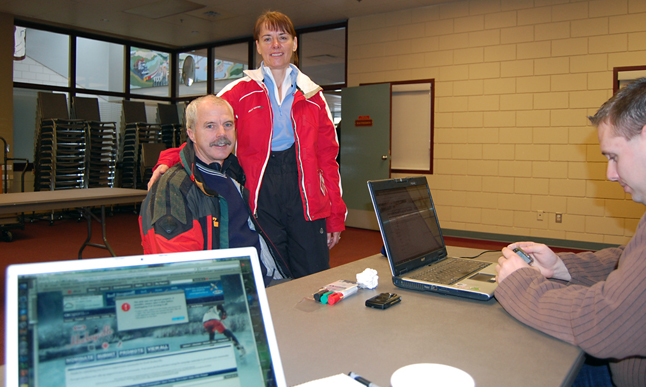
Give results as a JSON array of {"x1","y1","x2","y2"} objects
[{"x1": 372, "y1": 181, "x2": 445, "y2": 266}]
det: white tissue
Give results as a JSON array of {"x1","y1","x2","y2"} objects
[{"x1": 356, "y1": 268, "x2": 379, "y2": 289}]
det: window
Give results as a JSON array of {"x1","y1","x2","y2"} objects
[
  {"x1": 76, "y1": 38, "x2": 124, "y2": 92},
  {"x1": 130, "y1": 47, "x2": 170, "y2": 97},
  {"x1": 322, "y1": 90, "x2": 342, "y2": 125},
  {"x1": 13, "y1": 28, "x2": 69, "y2": 87},
  {"x1": 179, "y1": 49, "x2": 208, "y2": 97},
  {"x1": 614, "y1": 66, "x2": 646, "y2": 94},
  {"x1": 390, "y1": 81, "x2": 434, "y2": 174},
  {"x1": 299, "y1": 27, "x2": 346, "y2": 87},
  {"x1": 213, "y1": 43, "x2": 248, "y2": 94}
]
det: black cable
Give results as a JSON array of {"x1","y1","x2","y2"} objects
[{"x1": 460, "y1": 250, "x2": 500, "y2": 259}]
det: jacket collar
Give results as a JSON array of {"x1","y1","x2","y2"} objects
[
  {"x1": 179, "y1": 139, "x2": 246, "y2": 196},
  {"x1": 244, "y1": 64, "x2": 322, "y2": 100}
]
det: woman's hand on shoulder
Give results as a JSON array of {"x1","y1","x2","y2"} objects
[{"x1": 148, "y1": 164, "x2": 169, "y2": 190}]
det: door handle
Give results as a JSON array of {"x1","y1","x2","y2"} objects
[{"x1": 382, "y1": 155, "x2": 388, "y2": 160}]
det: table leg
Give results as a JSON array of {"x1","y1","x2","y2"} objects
[{"x1": 78, "y1": 205, "x2": 116, "y2": 259}]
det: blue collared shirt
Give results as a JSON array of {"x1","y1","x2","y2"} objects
[{"x1": 261, "y1": 63, "x2": 298, "y2": 151}]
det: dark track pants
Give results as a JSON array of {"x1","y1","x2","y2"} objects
[{"x1": 256, "y1": 145, "x2": 330, "y2": 278}]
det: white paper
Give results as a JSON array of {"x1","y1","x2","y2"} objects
[{"x1": 293, "y1": 373, "x2": 366, "y2": 387}]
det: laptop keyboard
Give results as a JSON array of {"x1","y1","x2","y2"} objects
[{"x1": 409, "y1": 258, "x2": 490, "y2": 285}]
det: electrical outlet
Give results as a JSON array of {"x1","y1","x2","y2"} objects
[
  {"x1": 555, "y1": 213, "x2": 562, "y2": 223},
  {"x1": 537, "y1": 210, "x2": 544, "y2": 221}
]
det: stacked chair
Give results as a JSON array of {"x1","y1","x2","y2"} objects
[
  {"x1": 34, "y1": 92, "x2": 88, "y2": 191},
  {"x1": 71, "y1": 97, "x2": 118, "y2": 188},
  {"x1": 158, "y1": 103, "x2": 185, "y2": 149},
  {"x1": 139, "y1": 142, "x2": 168, "y2": 189},
  {"x1": 119, "y1": 101, "x2": 165, "y2": 189}
]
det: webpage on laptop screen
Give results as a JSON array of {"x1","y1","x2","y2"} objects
[{"x1": 17, "y1": 259, "x2": 278, "y2": 387}]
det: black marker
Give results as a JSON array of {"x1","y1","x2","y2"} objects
[
  {"x1": 313, "y1": 289, "x2": 328, "y2": 302},
  {"x1": 348, "y1": 372, "x2": 381, "y2": 387}
]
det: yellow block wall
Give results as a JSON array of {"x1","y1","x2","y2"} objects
[{"x1": 347, "y1": 0, "x2": 646, "y2": 245}]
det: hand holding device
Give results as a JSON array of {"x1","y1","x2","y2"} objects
[
  {"x1": 507, "y1": 242, "x2": 571, "y2": 281},
  {"x1": 513, "y1": 247, "x2": 533, "y2": 265}
]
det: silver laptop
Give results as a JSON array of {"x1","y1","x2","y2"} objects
[
  {"x1": 368, "y1": 177, "x2": 497, "y2": 301},
  {"x1": 5, "y1": 247, "x2": 287, "y2": 387}
]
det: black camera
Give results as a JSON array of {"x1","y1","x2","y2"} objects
[{"x1": 365, "y1": 293, "x2": 401, "y2": 309}]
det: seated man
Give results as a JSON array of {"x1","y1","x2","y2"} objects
[
  {"x1": 139, "y1": 95, "x2": 287, "y2": 285},
  {"x1": 495, "y1": 78, "x2": 646, "y2": 387}
]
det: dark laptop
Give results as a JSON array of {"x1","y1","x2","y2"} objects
[{"x1": 368, "y1": 177, "x2": 497, "y2": 301}]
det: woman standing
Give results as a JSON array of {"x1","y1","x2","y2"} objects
[{"x1": 152, "y1": 11, "x2": 346, "y2": 279}]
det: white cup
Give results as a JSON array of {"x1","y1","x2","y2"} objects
[{"x1": 390, "y1": 363, "x2": 475, "y2": 387}]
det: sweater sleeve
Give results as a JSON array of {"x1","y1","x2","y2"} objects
[
  {"x1": 495, "y1": 241, "x2": 646, "y2": 361},
  {"x1": 558, "y1": 247, "x2": 624, "y2": 286}
]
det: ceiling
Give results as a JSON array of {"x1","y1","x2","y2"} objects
[{"x1": 3, "y1": 0, "x2": 456, "y2": 49}]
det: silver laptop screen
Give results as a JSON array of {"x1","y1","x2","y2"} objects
[
  {"x1": 373, "y1": 182, "x2": 445, "y2": 266},
  {"x1": 11, "y1": 254, "x2": 281, "y2": 387}
]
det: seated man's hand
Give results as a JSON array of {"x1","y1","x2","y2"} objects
[
  {"x1": 496, "y1": 246, "x2": 539, "y2": 283},
  {"x1": 500, "y1": 242, "x2": 571, "y2": 282},
  {"x1": 148, "y1": 165, "x2": 169, "y2": 190}
]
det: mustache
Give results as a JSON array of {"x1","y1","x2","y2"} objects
[{"x1": 209, "y1": 138, "x2": 232, "y2": 147}]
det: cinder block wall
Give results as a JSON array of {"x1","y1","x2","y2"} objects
[{"x1": 348, "y1": 0, "x2": 646, "y2": 245}]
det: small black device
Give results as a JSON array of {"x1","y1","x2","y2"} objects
[
  {"x1": 365, "y1": 292, "x2": 401, "y2": 309},
  {"x1": 513, "y1": 247, "x2": 533, "y2": 264}
]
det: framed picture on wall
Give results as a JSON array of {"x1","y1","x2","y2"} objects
[{"x1": 613, "y1": 65, "x2": 646, "y2": 94}]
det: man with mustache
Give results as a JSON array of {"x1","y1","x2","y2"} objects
[{"x1": 139, "y1": 95, "x2": 285, "y2": 285}]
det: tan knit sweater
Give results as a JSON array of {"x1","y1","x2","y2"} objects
[{"x1": 495, "y1": 213, "x2": 646, "y2": 387}]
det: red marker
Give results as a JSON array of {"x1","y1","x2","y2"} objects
[
  {"x1": 327, "y1": 292, "x2": 343, "y2": 305},
  {"x1": 326, "y1": 285, "x2": 358, "y2": 305}
]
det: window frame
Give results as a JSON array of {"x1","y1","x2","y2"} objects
[{"x1": 360, "y1": 79, "x2": 436, "y2": 175}]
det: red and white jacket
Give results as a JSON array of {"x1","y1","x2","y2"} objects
[{"x1": 156, "y1": 67, "x2": 347, "y2": 233}]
